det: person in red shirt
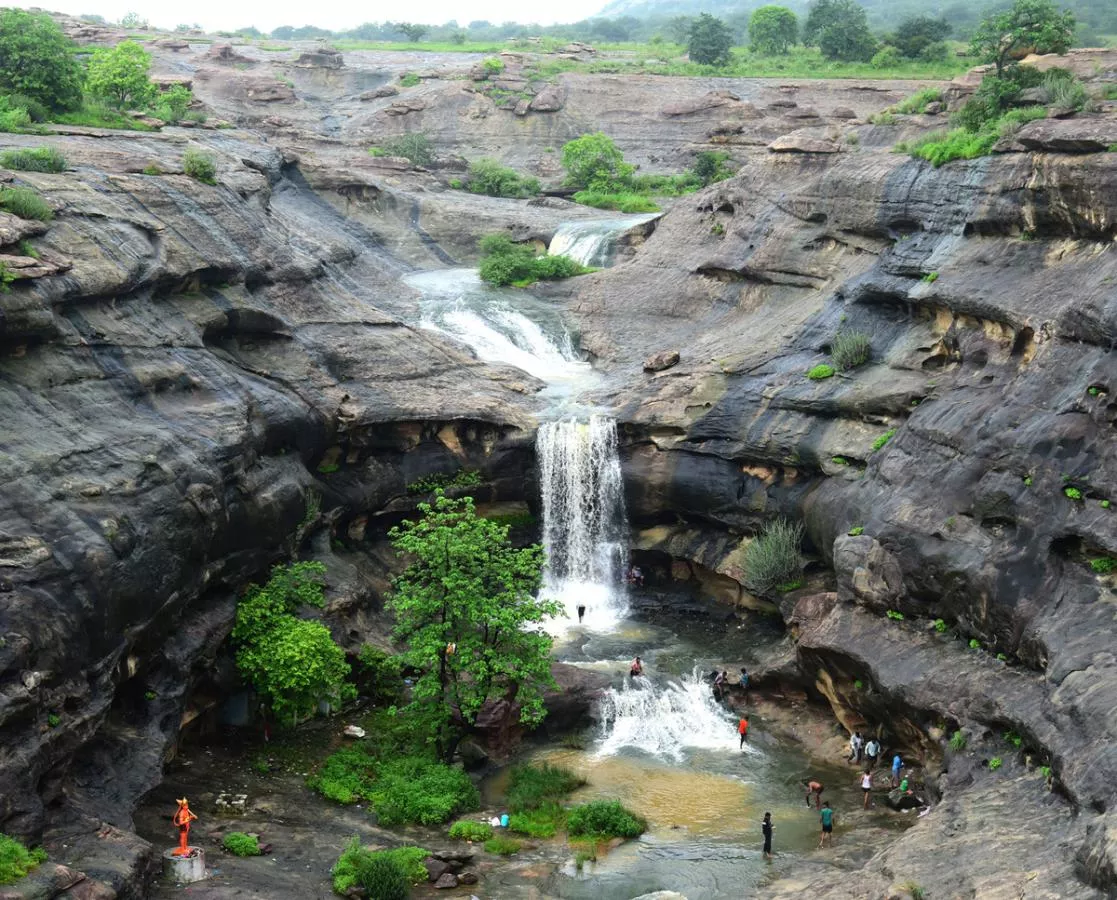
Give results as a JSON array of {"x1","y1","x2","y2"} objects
[{"x1": 738, "y1": 717, "x2": 749, "y2": 748}]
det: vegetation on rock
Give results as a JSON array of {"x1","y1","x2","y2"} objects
[
  {"x1": 86, "y1": 40, "x2": 157, "y2": 109},
  {"x1": 507, "y1": 763, "x2": 586, "y2": 812},
  {"x1": 369, "y1": 133, "x2": 434, "y2": 166},
  {"x1": 0, "y1": 834, "x2": 46, "y2": 885},
  {"x1": 0, "y1": 9, "x2": 83, "y2": 112},
  {"x1": 478, "y1": 234, "x2": 591, "y2": 287},
  {"x1": 970, "y1": 0, "x2": 1074, "y2": 75},
  {"x1": 0, "y1": 187, "x2": 52, "y2": 222},
  {"x1": 448, "y1": 820, "x2": 493, "y2": 841},
  {"x1": 331, "y1": 838, "x2": 427, "y2": 898},
  {"x1": 807, "y1": 363, "x2": 836, "y2": 380},
  {"x1": 871, "y1": 429, "x2": 896, "y2": 451},
  {"x1": 407, "y1": 469, "x2": 482, "y2": 495},
  {"x1": 743, "y1": 518, "x2": 803, "y2": 596},
  {"x1": 0, "y1": 147, "x2": 66, "y2": 173},
  {"x1": 222, "y1": 832, "x2": 262, "y2": 856},
  {"x1": 464, "y1": 158, "x2": 540, "y2": 198},
  {"x1": 830, "y1": 330, "x2": 871, "y2": 370},
  {"x1": 566, "y1": 799, "x2": 647, "y2": 839},
  {"x1": 484, "y1": 836, "x2": 522, "y2": 855},
  {"x1": 183, "y1": 149, "x2": 217, "y2": 185}
]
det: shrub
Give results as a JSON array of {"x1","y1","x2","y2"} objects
[
  {"x1": 154, "y1": 84, "x2": 193, "y2": 123},
  {"x1": 949, "y1": 730, "x2": 966, "y2": 750},
  {"x1": 349, "y1": 854, "x2": 407, "y2": 899},
  {"x1": 507, "y1": 763, "x2": 585, "y2": 812},
  {"x1": 477, "y1": 234, "x2": 590, "y2": 287},
  {"x1": 222, "y1": 832, "x2": 261, "y2": 856},
  {"x1": 687, "y1": 13, "x2": 734, "y2": 66},
  {"x1": 448, "y1": 820, "x2": 493, "y2": 842},
  {"x1": 830, "y1": 331, "x2": 871, "y2": 370},
  {"x1": 466, "y1": 158, "x2": 540, "y2": 198},
  {"x1": 969, "y1": 638, "x2": 981, "y2": 650},
  {"x1": 571, "y1": 190, "x2": 659, "y2": 213},
  {"x1": 508, "y1": 804, "x2": 563, "y2": 838},
  {"x1": 871, "y1": 429, "x2": 896, "y2": 451},
  {"x1": 407, "y1": 469, "x2": 482, "y2": 494},
  {"x1": 566, "y1": 799, "x2": 647, "y2": 839},
  {"x1": 481, "y1": 56, "x2": 504, "y2": 74},
  {"x1": 87, "y1": 40, "x2": 156, "y2": 109},
  {"x1": 691, "y1": 150, "x2": 732, "y2": 186},
  {"x1": 399, "y1": 73, "x2": 421, "y2": 88},
  {"x1": 871, "y1": 46, "x2": 900, "y2": 69},
  {"x1": 355, "y1": 645, "x2": 402, "y2": 704},
  {"x1": 0, "y1": 101, "x2": 31, "y2": 133},
  {"x1": 47, "y1": 712, "x2": 60, "y2": 728},
  {"x1": 0, "y1": 187, "x2": 52, "y2": 221},
  {"x1": 0, "y1": 147, "x2": 65, "y2": 172},
  {"x1": 1102, "y1": 500, "x2": 1112, "y2": 509},
  {"x1": 1064, "y1": 487, "x2": 1083, "y2": 501},
  {"x1": 743, "y1": 518, "x2": 803, "y2": 596},
  {"x1": 371, "y1": 756, "x2": 480, "y2": 826},
  {"x1": 749, "y1": 5, "x2": 799, "y2": 56},
  {"x1": 0, "y1": 10, "x2": 84, "y2": 112},
  {"x1": 886, "y1": 609, "x2": 904, "y2": 621},
  {"x1": 331, "y1": 837, "x2": 427, "y2": 896},
  {"x1": 807, "y1": 363, "x2": 835, "y2": 380},
  {"x1": 183, "y1": 149, "x2": 217, "y2": 184},
  {"x1": 1090, "y1": 558, "x2": 1116, "y2": 574},
  {"x1": 988, "y1": 756, "x2": 1003, "y2": 770},
  {"x1": 847, "y1": 526, "x2": 864, "y2": 536},
  {"x1": 934, "y1": 618, "x2": 947, "y2": 633},
  {"x1": 483, "y1": 836, "x2": 522, "y2": 855},
  {"x1": 307, "y1": 745, "x2": 377, "y2": 804},
  {"x1": 372, "y1": 133, "x2": 433, "y2": 166},
  {"x1": 562, "y1": 132, "x2": 634, "y2": 192},
  {"x1": 0, "y1": 834, "x2": 47, "y2": 885},
  {"x1": 922, "y1": 271, "x2": 938, "y2": 283}
]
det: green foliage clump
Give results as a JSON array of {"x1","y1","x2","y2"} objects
[
  {"x1": 847, "y1": 526, "x2": 864, "y2": 536},
  {"x1": 687, "y1": 13, "x2": 734, "y2": 66},
  {"x1": 399, "y1": 73, "x2": 421, "y2": 88},
  {"x1": 154, "y1": 84, "x2": 194, "y2": 123},
  {"x1": 0, "y1": 10, "x2": 83, "y2": 113},
  {"x1": 331, "y1": 838, "x2": 426, "y2": 898},
  {"x1": 891, "y1": 16, "x2": 951, "y2": 60},
  {"x1": 871, "y1": 46, "x2": 901, "y2": 69},
  {"x1": 804, "y1": 0, "x2": 876, "y2": 62},
  {"x1": 904, "y1": 128, "x2": 999, "y2": 167},
  {"x1": 465, "y1": 158, "x2": 540, "y2": 198},
  {"x1": 0, "y1": 834, "x2": 47, "y2": 885},
  {"x1": 0, "y1": 187, "x2": 52, "y2": 221},
  {"x1": 1090, "y1": 558, "x2": 1116, "y2": 574},
  {"x1": 448, "y1": 820, "x2": 493, "y2": 841},
  {"x1": 183, "y1": 149, "x2": 217, "y2": 185},
  {"x1": 922, "y1": 272, "x2": 939, "y2": 283},
  {"x1": 388, "y1": 492, "x2": 559, "y2": 763},
  {"x1": 871, "y1": 429, "x2": 896, "y2": 451},
  {"x1": 571, "y1": 190, "x2": 660, "y2": 213},
  {"x1": 372, "y1": 757, "x2": 480, "y2": 826},
  {"x1": 371, "y1": 133, "x2": 433, "y2": 166},
  {"x1": 886, "y1": 609, "x2": 904, "y2": 621},
  {"x1": 830, "y1": 330, "x2": 871, "y2": 370},
  {"x1": 1042, "y1": 70, "x2": 1089, "y2": 112},
  {"x1": 355, "y1": 645, "x2": 402, "y2": 704},
  {"x1": 1102, "y1": 500, "x2": 1112, "y2": 509},
  {"x1": 87, "y1": 40, "x2": 156, "y2": 109},
  {"x1": 949, "y1": 730, "x2": 966, "y2": 750},
  {"x1": 749, "y1": 6, "x2": 798, "y2": 56},
  {"x1": 484, "y1": 836, "x2": 522, "y2": 855},
  {"x1": 934, "y1": 618, "x2": 947, "y2": 633},
  {"x1": 481, "y1": 56, "x2": 505, "y2": 74},
  {"x1": 901, "y1": 880, "x2": 926, "y2": 900},
  {"x1": 232, "y1": 562, "x2": 355, "y2": 726},
  {"x1": 743, "y1": 518, "x2": 803, "y2": 596},
  {"x1": 807, "y1": 363, "x2": 836, "y2": 380},
  {"x1": 895, "y1": 87, "x2": 943, "y2": 114},
  {"x1": 969, "y1": 638, "x2": 982, "y2": 650},
  {"x1": 477, "y1": 234, "x2": 590, "y2": 287},
  {"x1": 308, "y1": 745, "x2": 377, "y2": 805},
  {"x1": 0, "y1": 147, "x2": 66, "y2": 173},
  {"x1": 970, "y1": 0, "x2": 1074, "y2": 75},
  {"x1": 222, "y1": 832, "x2": 262, "y2": 856},
  {"x1": 407, "y1": 469, "x2": 482, "y2": 495},
  {"x1": 0, "y1": 99, "x2": 31, "y2": 133},
  {"x1": 507, "y1": 763, "x2": 586, "y2": 812},
  {"x1": 988, "y1": 756, "x2": 1003, "y2": 770},
  {"x1": 832, "y1": 456, "x2": 850, "y2": 466},
  {"x1": 567, "y1": 799, "x2": 647, "y2": 840},
  {"x1": 1064, "y1": 487, "x2": 1083, "y2": 501},
  {"x1": 1004, "y1": 730, "x2": 1023, "y2": 748},
  {"x1": 691, "y1": 150, "x2": 732, "y2": 186},
  {"x1": 562, "y1": 132, "x2": 634, "y2": 192},
  {"x1": 508, "y1": 805, "x2": 564, "y2": 838}
]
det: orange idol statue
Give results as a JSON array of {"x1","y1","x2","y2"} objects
[{"x1": 172, "y1": 798, "x2": 198, "y2": 857}]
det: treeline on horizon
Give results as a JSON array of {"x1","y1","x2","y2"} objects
[{"x1": 93, "y1": 0, "x2": 1114, "y2": 48}]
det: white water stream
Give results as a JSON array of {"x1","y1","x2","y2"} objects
[{"x1": 548, "y1": 214, "x2": 657, "y2": 268}]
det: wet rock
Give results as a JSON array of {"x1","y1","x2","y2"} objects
[
  {"x1": 924, "y1": 101, "x2": 944, "y2": 114},
  {"x1": 458, "y1": 871, "x2": 478, "y2": 885},
  {"x1": 385, "y1": 98, "x2": 427, "y2": 116},
  {"x1": 785, "y1": 106, "x2": 820, "y2": 119},
  {"x1": 424, "y1": 857, "x2": 453, "y2": 881},
  {"x1": 433, "y1": 872, "x2": 458, "y2": 889},
  {"x1": 662, "y1": 91, "x2": 740, "y2": 117},
  {"x1": 429, "y1": 849, "x2": 474, "y2": 865},
  {"x1": 644, "y1": 349, "x2": 680, "y2": 372}
]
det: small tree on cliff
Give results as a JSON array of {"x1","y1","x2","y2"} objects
[
  {"x1": 970, "y1": 0, "x2": 1075, "y2": 76},
  {"x1": 561, "y1": 132, "x2": 634, "y2": 192},
  {"x1": 0, "y1": 9, "x2": 84, "y2": 112},
  {"x1": 388, "y1": 492, "x2": 560, "y2": 763},
  {"x1": 749, "y1": 6, "x2": 799, "y2": 55},
  {"x1": 86, "y1": 40, "x2": 157, "y2": 109},
  {"x1": 687, "y1": 13, "x2": 735, "y2": 66}
]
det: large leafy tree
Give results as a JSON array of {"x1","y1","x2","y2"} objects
[
  {"x1": 87, "y1": 40, "x2": 157, "y2": 109},
  {"x1": 687, "y1": 13, "x2": 735, "y2": 66},
  {"x1": 805, "y1": 0, "x2": 877, "y2": 61},
  {"x1": 388, "y1": 493, "x2": 559, "y2": 763},
  {"x1": 395, "y1": 22, "x2": 430, "y2": 42},
  {"x1": 561, "y1": 132, "x2": 634, "y2": 192},
  {"x1": 232, "y1": 562, "x2": 355, "y2": 726},
  {"x1": 0, "y1": 9, "x2": 83, "y2": 112},
  {"x1": 749, "y1": 6, "x2": 799, "y2": 56},
  {"x1": 970, "y1": 0, "x2": 1075, "y2": 76},
  {"x1": 890, "y1": 16, "x2": 951, "y2": 60}
]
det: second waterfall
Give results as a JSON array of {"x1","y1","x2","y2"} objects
[{"x1": 537, "y1": 415, "x2": 629, "y2": 630}]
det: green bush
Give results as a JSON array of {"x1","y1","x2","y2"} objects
[
  {"x1": 0, "y1": 10, "x2": 84, "y2": 112},
  {"x1": 307, "y1": 745, "x2": 377, "y2": 804},
  {"x1": 371, "y1": 756, "x2": 480, "y2": 826},
  {"x1": 183, "y1": 148, "x2": 217, "y2": 184},
  {"x1": 807, "y1": 363, "x2": 836, "y2": 380},
  {"x1": 399, "y1": 73, "x2": 421, "y2": 88},
  {"x1": 0, "y1": 186, "x2": 52, "y2": 221},
  {"x1": 895, "y1": 87, "x2": 943, "y2": 114},
  {"x1": 222, "y1": 832, "x2": 262, "y2": 856},
  {"x1": 154, "y1": 83, "x2": 193, "y2": 123},
  {"x1": 508, "y1": 804, "x2": 563, "y2": 838},
  {"x1": 886, "y1": 609, "x2": 904, "y2": 620},
  {"x1": 1042, "y1": 69, "x2": 1089, "y2": 111},
  {"x1": 355, "y1": 645, "x2": 402, "y2": 703},
  {"x1": 481, "y1": 56, "x2": 505, "y2": 74},
  {"x1": 922, "y1": 271, "x2": 938, "y2": 283},
  {"x1": 0, "y1": 100, "x2": 31, "y2": 133},
  {"x1": 448, "y1": 820, "x2": 493, "y2": 841},
  {"x1": 847, "y1": 526, "x2": 864, "y2": 536},
  {"x1": 1064, "y1": 487, "x2": 1083, "y2": 501},
  {"x1": 86, "y1": 40, "x2": 156, "y2": 109},
  {"x1": 969, "y1": 638, "x2": 981, "y2": 650},
  {"x1": 483, "y1": 836, "x2": 522, "y2": 855},
  {"x1": 465, "y1": 158, "x2": 540, "y2": 198},
  {"x1": 571, "y1": 190, "x2": 660, "y2": 213},
  {"x1": 562, "y1": 132, "x2": 634, "y2": 192},
  {"x1": 691, "y1": 150, "x2": 733, "y2": 185},
  {"x1": 934, "y1": 618, "x2": 947, "y2": 633},
  {"x1": 871, "y1": 46, "x2": 901, "y2": 69},
  {"x1": 566, "y1": 799, "x2": 647, "y2": 840},
  {"x1": 1090, "y1": 558, "x2": 1116, "y2": 574},
  {"x1": 373, "y1": 133, "x2": 433, "y2": 165},
  {"x1": 949, "y1": 730, "x2": 966, "y2": 750},
  {"x1": 743, "y1": 518, "x2": 803, "y2": 596},
  {"x1": 477, "y1": 234, "x2": 590, "y2": 287},
  {"x1": 0, "y1": 146, "x2": 66, "y2": 172},
  {"x1": 0, "y1": 834, "x2": 47, "y2": 885},
  {"x1": 830, "y1": 330, "x2": 871, "y2": 370},
  {"x1": 988, "y1": 756, "x2": 1003, "y2": 770},
  {"x1": 871, "y1": 429, "x2": 896, "y2": 451},
  {"x1": 407, "y1": 469, "x2": 482, "y2": 495},
  {"x1": 331, "y1": 837, "x2": 427, "y2": 896},
  {"x1": 506, "y1": 763, "x2": 585, "y2": 812}
]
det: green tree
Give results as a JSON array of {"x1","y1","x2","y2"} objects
[
  {"x1": 970, "y1": 0, "x2": 1075, "y2": 76},
  {"x1": 890, "y1": 16, "x2": 951, "y2": 59},
  {"x1": 749, "y1": 6, "x2": 799, "y2": 55},
  {"x1": 387, "y1": 492, "x2": 560, "y2": 763},
  {"x1": 561, "y1": 132, "x2": 634, "y2": 192},
  {"x1": 666, "y1": 15, "x2": 692, "y2": 44},
  {"x1": 692, "y1": 150, "x2": 732, "y2": 185},
  {"x1": 805, "y1": 0, "x2": 877, "y2": 61},
  {"x1": 120, "y1": 11, "x2": 148, "y2": 28},
  {"x1": 232, "y1": 562, "x2": 355, "y2": 726},
  {"x1": 395, "y1": 22, "x2": 430, "y2": 42},
  {"x1": 687, "y1": 13, "x2": 735, "y2": 66},
  {"x1": 0, "y1": 9, "x2": 83, "y2": 112},
  {"x1": 86, "y1": 40, "x2": 157, "y2": 109}
]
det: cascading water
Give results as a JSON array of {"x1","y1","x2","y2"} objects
[
  {"x1": 548, "y1": 214, "x2": 658, "y2": 268},
  {"x1": 538, "y1": 415, "x2": 629, "y2": 631}
]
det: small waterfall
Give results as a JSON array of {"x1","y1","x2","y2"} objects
[
  {"x1": 596, "y1": 669, "x2": 746, "y2": 761},
  {"x1": 538, "y1": 415, "x2": 628, "y2": 629},
  {"x1": 548, "y1": 215, "x2": 657, "y2": 268}
]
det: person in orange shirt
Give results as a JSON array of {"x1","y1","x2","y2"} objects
[{"x1": 738, "y1": 717, "x2": 749, "y2": 748}]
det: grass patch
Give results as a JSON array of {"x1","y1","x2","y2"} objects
[
  {"x1": 507, "y1": 805, "x2": 563, "y2": 838},
  {"x1": 871, "y1": 429, "x2": 896, "y2": 452},
  {"x1": 570, "y1": 190, "x2": 660, "y2": 213},
  {"x1": 0, "y1": 186, "x2": 52, "y2": 221},
  {"x1": 1090, "y1": 557, "x2": 1116, "y2": 574},
  {"x1": 807, "y1": 363, "x2": 835, "y2": 380},
  {"x1": 463, "y1": 158, "x2": 539, "y2": 198},
  {"x1": 0, "y1": 146, "x2": 66, "y2": 172},
  {"x1": 483, "y1": 836, "x2": 522, "y2": 855},
  {"x1": 902, "y1": 105, "x2": 1047, "y2": 167},
  {"x1": 52, "y1": 103, "x2": 155, "y2": 131},
  {"x1": 949, "y1": 730, "x2": 966, "y2": 750},
  {"x1": 0, "y1": 834, "x2": 47, "y2": 884},
  {"x1": 183, "y1": 149, "x2": 217, "y2": 185},
  {"x1": 743, "y1": 518, "x2": 803, "y2": 596},
  {"x1": 222, "y1": 832, "x2": 261, "y2": 856},
  {"x1": 331, "y1": 838, "x2": 427, "y2": 897},
  {"x1": 407, "y1": 469, "x2": 482, "y2": 495},
  {"x1": 478, "y1": 233, "x2": 591, "y2": 287},
  {"x1": 894, "y1": 87, "x2": 943, "y2": 114},
  {"x1": 506, "y1": 762, "x2": 586, "y2": 812},
  {"x1": 369, "y1": 133, "x2": 433, "y2": 166},
  {"x1": 831, "y1": 331, "x2": 871, "y2": 370},
  {"x1": 448, "y1": 820, "x2": 493, "y2": 842},
  {"x1": 566, "y1": 799, "x2": 646, "y2": 840}
]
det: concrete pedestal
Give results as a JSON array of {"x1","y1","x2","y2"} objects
[{"x1": 162, "y1": 847, "x2": 207, "y2": 883}]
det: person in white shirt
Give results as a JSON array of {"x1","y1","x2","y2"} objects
[{"x1": 860, "y1": 770, "x2": 873, "y2": 809}]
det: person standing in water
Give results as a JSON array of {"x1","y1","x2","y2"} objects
[
  {"x1": 738, "y1": 716, "x2": 749, "y2": 748},
  {"x1": 576, "y1": 603, "x2": 586, "y2": 623},
  {"x1": 860, "y1": 769, "x2": 873, "y2": 809},
  {"x1": 630, "y1": 656, "x2": 644, "y2": 677},
  {"x1": 819, "y1": 802, "x2": 834, "y2": 848},
  {"x1": 806, "y1": 780, "x2": 824, "y2": 809},
  {"x1": 761, "y1": 812, "x2": 773, "y2": 860}
]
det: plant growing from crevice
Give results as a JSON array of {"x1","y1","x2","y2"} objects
[
  {"x1": 949, "y1": 730, "x2": 966, "y2": 750},
  {"x1": 0, "y1": 834, "x2": 47, "y2": 885},
  {"x1": 871, "y1": 428, "x2": 896, "y2": 451},
  {"x1": 1004, "y1": 730, "x2": 1023, "y2": 748},
  {"x1": 406, "y1": 469, "x2": 481, "y2": 495},
  {"x1": 1090, "y1": 557, "x2": 1116, "y2": 574},
  {"x1": 807, "y1": 363, "x2": 835, "y2": 380},
  {"x1": 921, "y1": 271, "x2": 938, "y2": 283},
  {"x1": 934, "y1": 618, "x2": 947, "y2": 633},
  {"x1": 830, "y1": 330, "x2": 871, "y2": 370},
  {"x1": 988, "y1": 756, "x2": 1003, "y2": 770},
  {"x1": 969, "y1": 638, "x2": 981, "y2": 650},
  {"x1": 743, "y1": 518, "x2": 803, "y2": 596},
  {"x1": 183, "y1": 148, "x2": 216, "y2": 184},
  {"x1": 847, "y1": 525, "x2": 864, "y2": 536},
  {"x1": 886, "y1": 609, "x2": 904, "y2": 621},
  {"x1": 1064, "y1": 487, "x2": 1083, "y2": 501}
]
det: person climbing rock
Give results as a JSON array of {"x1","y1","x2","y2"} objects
[
  {"x1": 860, "y1": 770, "x2": 873, "y2": 809},
  {"x1": 713, "y1": 669, "x2": 726, "y2": 700},
  {"x1": 738, "y1": 716, "x2": 749, "y2": 748},
  {"x1": 630, "y1": 656, "x2": 644, "y2": 677},
  {"x1": 761, "y1": 811, "x2": 773, "y2": 860},
  {"x1": 891, "y1": 753, "x2": 903, "y2": 788},
  {"x1": 848, "y1": 730, "x2": 863, "y2": 764},
  {"x1": 818, "y1": 802, "x2": 834, "y2": 848},
  {"x1": 865, "y1": 736, "x2": 880, "y2": 769},
  {"x1": 740, "y1": 667, "x2": 749, "y2": 698},
  {"x1": 576, "y1": 603, "x2": 586, "y2": 623},
  {"x1": 806, "y1": 780, "x2": 824, "y2": 809}
]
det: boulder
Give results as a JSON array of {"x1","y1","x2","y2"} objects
[
  {"x1": 206, "y1": 43, "x2": 254, "y2": 65},
  {"x1": 886, "y1": 788, "x2": 923, "y2": 810},
  {"x1": 433, "y1": 873, "x2": 458, "y2": 889},
  {"x1": 785, "y1": 107, "x2": 820, "y2": 119},
  {"x1": 662, "y1": 91, "x2": 740, "y2": 117},
  {"x1": 1014, "y1": 118, "x2": 1117, "y2": 154},
  {"x1": 294, "y1": 48, "x2": 344, "y2": 69},
  {"x1": 530, "y1": 84, "x2": 565, "y2": 112},
  {"x1": 644, "y1": 349, "x2": 680, "y2": 372},
  {"x1": 385, "y1": 98, "x2": 426, "y2": 116},
  {"x1": 458, "y1": 871, "x2": 478, "y2": 885},
  {"x1": 831, "y1": 107, "x2": 857, "y2": 119},
  {"x1": 924, "y1": 101, "x2": 944, "y2": 115},
  {"x1": 154, "y1": 39, "x2": 189, "y2": 50},
  {"x1": 360, "y1": 85, "x2": 399, "y2": 100},
  {"x1": 424, "y1": 857, "x2": 453, "y2": 881},
  {"x1": 768, "y1": 133, "x2": 841, "y2": 153},
  {"x1": 244, "y1": 81, "x2": 296, "y2": 103},
  {"x1": 0, "y1": 253, "x2": 70, "y2": 280}
]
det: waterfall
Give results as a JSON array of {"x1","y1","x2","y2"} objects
[
  {"x1": 548, "y1": 214, "x2": 657, "y2": 268},
  {"x1": 596, "y1": 669, "x2": 749, "y2": 761},
  {"x1": 538, "y1": 415, "x2": 628, "y2": 630}
]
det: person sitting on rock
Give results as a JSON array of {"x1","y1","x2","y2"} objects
[{"x1": 630, "y1": 656, "x2": 644, "y2": 677}]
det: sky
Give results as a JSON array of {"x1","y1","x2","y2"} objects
[{"x1": 28, "y1": 0, "x2": 608, "y2": 32}]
